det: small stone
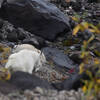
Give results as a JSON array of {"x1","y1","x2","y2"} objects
[
  {"x1": 24, "y1": 90, "x2": 34, "y2": 96},
  {"x1": 68, "y1": 97, "x2": 76, "y2": 100},
  {"x1": 69, "y1": 90, "x2": 75, "y2": 96},
  {"x1": 40, "y1": 96, "x2": 47, "y2": 100},
  {"x1": 57, "y1": 94, "x2": 66, "y2": 100},
  {"x1": 33, "y1": 97, "x2": 39, "y2": 100},
  {"x1": 46, "y1": 90, "x2": 58, "y2": 97},
  {"x1": 34, "y1": 87, "x2": 44, "y2": 95},
  {"x1": 59, "y1": 90, "x2": 67, "y2": 95},
  {"x1": 70, "y1": 46, "x2": 75, "y2": 50},
  {"x1": 0, "y1": 93, "x2": 10, "y2": 100}
]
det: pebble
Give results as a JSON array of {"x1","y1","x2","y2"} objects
[{"x1": 34, "y1": 87, "x2": 44, "y2": 95}]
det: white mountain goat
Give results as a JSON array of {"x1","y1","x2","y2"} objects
[{"x1": 5, "y1": 49, "x2": 46, "y2": 74}]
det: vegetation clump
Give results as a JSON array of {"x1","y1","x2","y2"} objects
[{"x1": 72, "y1": 14, "x2": 100, "y2": 100}]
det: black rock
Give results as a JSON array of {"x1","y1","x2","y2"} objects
[
  {"x1": 69, "y1": 51, "x2": 82, "y2": 64},
  {"x1": 0, "y1": 18, "x2": 46, "y2": 48},
  {"x1": 0, "y1": 80, "x2": 18, "y2": 94},
  {"x1": 0, "y1": 18, "x2": 3, "y2": 28},
  {"x1": 16, "y1": 28, "x2": 26, "y2": 40},
  {"x1": 42, "y1": 47, "x2": 77, "y2": 69},
  {"x1": 0, "y1": 71, "x2": 54, "y2": 94},
  {"x1": 23, "y1": 36, "x2": 46, "y2": 49},
  {"x1": 88, "y1": 0, "x2": 99, "y2": 3},
  {"x1": 8, "y1": 71, "x2": 54, "y2": 90},
  {"x1": 52, "y1": 73, "x2": 89, "y2": 91},
  {"x1": 0, "y1": 0, "x2": 70, "y2": 41},
  {"x1": 7, "y1": 30, "x2": 18, "y2": 42}
]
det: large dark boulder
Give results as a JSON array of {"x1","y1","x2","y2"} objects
[
  {"x1": 0, "y1": 71, "x2": 54, "y2": 94},
  {"x1": 9, "y1": 71, "x2": 54, "y2": 90},
  {"x1": 52, "y1": 73, "x2": 89, "y2": 91},
  {"x1": 0, "y1": 0, "x2": 70, "y2": 41}
]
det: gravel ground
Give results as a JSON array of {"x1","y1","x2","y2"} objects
[{"x1": 0, "y1": 87, "x2": 85, "y2": 100}]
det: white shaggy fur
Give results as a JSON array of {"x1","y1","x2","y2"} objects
[
  {"x1": 5, "y1": 49, "x2": 44, "y2": 74},
  {"x1": 12, "y1": 44, "x2": 46, "y2": 63},
  {"x1": 13, "y1": 44, "x2": 40, "y2": 53}
]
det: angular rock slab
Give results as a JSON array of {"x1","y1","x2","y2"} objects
[
  {"x1": 0, "y1": 0, "x2": 70, "y2": 41},
  {"x1": 42, "y1": 47, "x2": 77, "y2": 69}
]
